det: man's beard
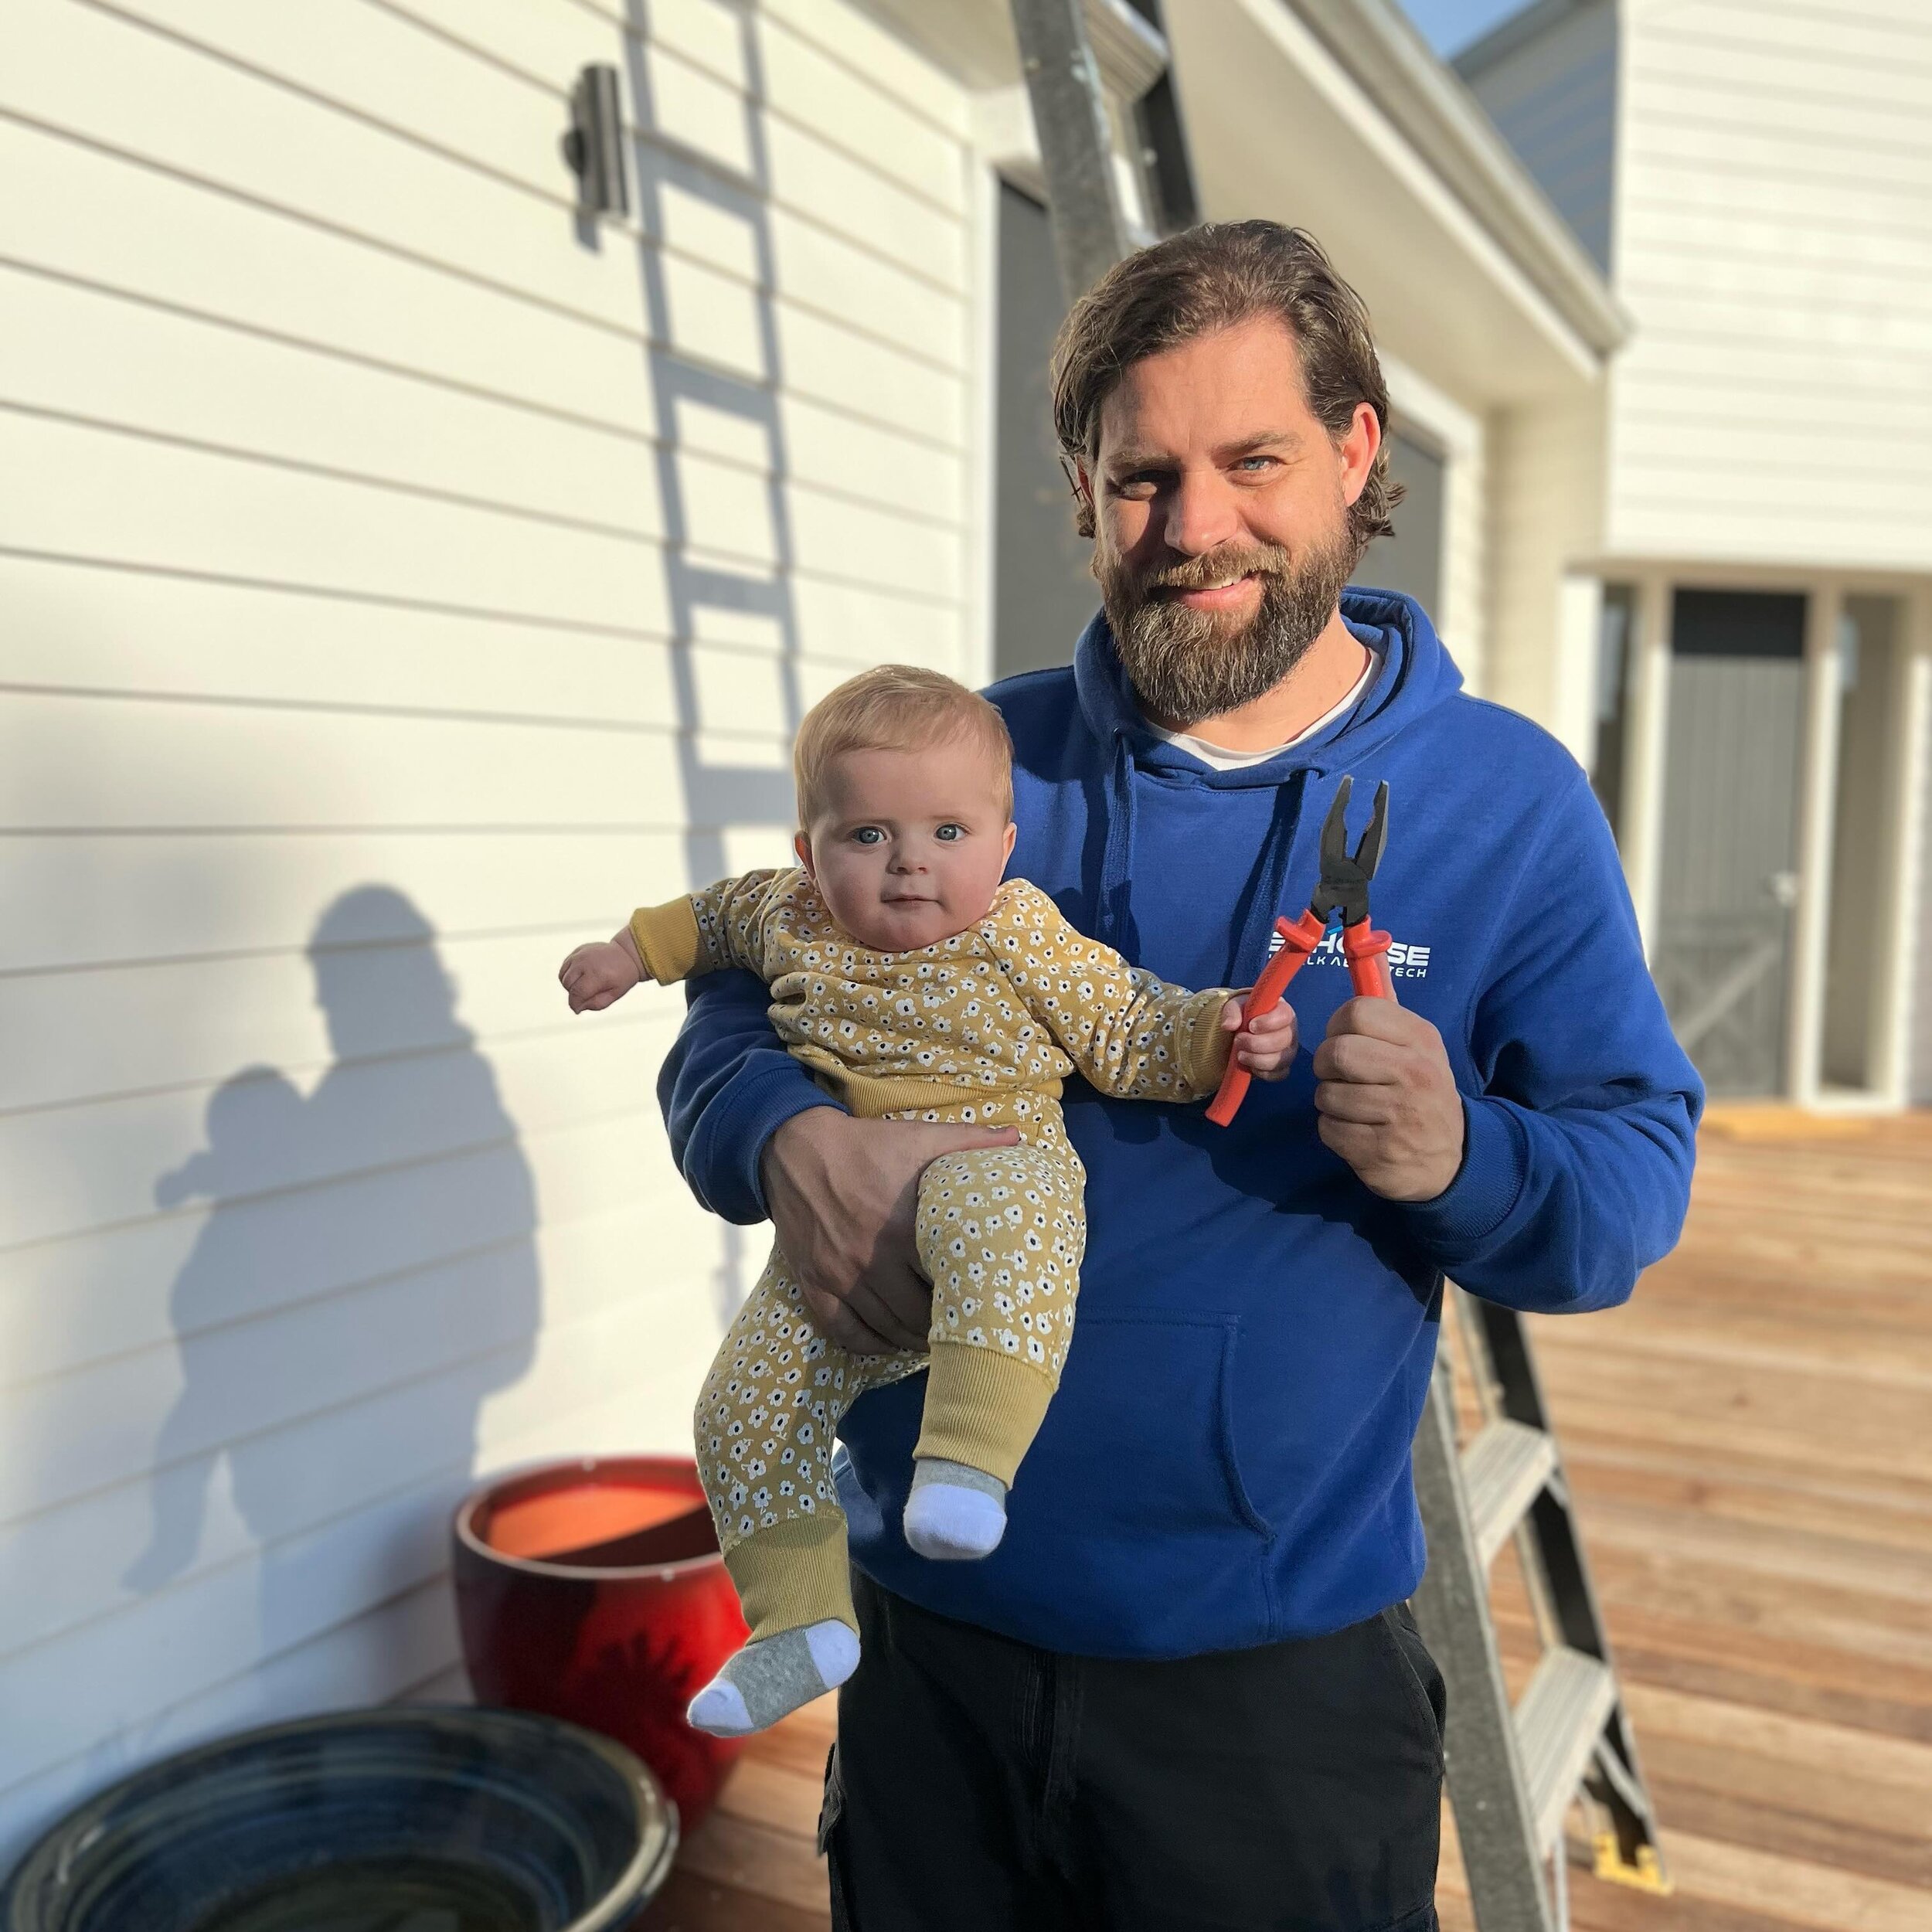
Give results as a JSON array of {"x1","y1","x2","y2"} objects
[{"x1": 1094, "y1": 526, "x2": 1357, "y2": 728}]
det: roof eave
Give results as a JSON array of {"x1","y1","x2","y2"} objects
[{"x1": 1284, "y1": 0, "x2": 1629, "y2": 357}]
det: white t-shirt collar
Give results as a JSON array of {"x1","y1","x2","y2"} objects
[{"x1": 1141, "y1": 650, "x2": 1379, "y2": 773}]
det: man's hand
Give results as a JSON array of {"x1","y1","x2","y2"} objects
[
  {"x1": 1311, "y1": 998, "x2": 1464, "y2": 1202},
  {"x1": 560, "y1": 930, "x2": 642, "y2": 1012},
  {"x1": 1219, "y1": 992, "x2": 1298, "y2": 1080},
  {"x1": 761, "y1": 1108, "x2": 1021, "y2": 1355}
]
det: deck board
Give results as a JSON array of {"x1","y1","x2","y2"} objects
[{"x1": 637, "y1": 1114, "x2": 1932, "y2": 1930}]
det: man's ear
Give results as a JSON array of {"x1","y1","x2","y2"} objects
[
  {"x1": 1338, "y1": 403, "x2": 1382, "y2": 509},
  {"x1": 793, "y1": 831, "x2": 814, "y2": 876}
]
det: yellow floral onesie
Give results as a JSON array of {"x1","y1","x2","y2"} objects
[{"x1": 628, "y1": 869, "x2": 1235, "y2": 1645}]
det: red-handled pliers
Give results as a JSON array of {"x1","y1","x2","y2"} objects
[{"x1": 1207, "y1": 776, "x2": 1392, "y2": 1127}]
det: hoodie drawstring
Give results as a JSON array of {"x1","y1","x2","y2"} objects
[
  {"x1": 1098, "y1": 733, "x2": 1140, "y2": 949},
  {"x1": 1226, "y1": 774, "x2": 1314, "y2": 988},
  {"x1": 1096, "y1": 732, "x2": 1322, "y2": 987}
]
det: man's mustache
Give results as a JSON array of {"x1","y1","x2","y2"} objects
[{"x1": 1132, "y1": 546, "x2": 1295, "y2": 594}]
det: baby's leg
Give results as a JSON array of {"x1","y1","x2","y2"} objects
[
  {"x1": 904, "y1": 1141, "x2": 1085, "y2": 1560},
  {"x1": 689, "y1": 1247, "x2": 920, "y2": 1736}
]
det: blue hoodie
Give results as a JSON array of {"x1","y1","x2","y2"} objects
[{"x1": 658, "y1": 591, "x2": 1702, "y2": 1658}]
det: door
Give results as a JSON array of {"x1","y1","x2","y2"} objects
[
  {"x1": 1652, "y1": 590, "x2": 1808, "y2": 1097},
  {"x1": 993, "y1": 182, "x2": 1099, "y2": 680},
  {"x1": 1352, "y1": 427, "x2": 1445, "y2": 616}
]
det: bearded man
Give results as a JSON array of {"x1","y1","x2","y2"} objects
[{"x1": 659, "y1": 222, "x2": 1701, "y2": 1930}]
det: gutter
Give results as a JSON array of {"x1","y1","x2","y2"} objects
[{"x1": 1284, "y1": 0, "x2": 1629, "y2": 358}]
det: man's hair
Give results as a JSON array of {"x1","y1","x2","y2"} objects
[
  {"x1": 794, "y1": 664, "x2": 1014, "y2": 826},
  {"x1": 1050, "y1": 221, "x2": 1400, "y2": 559}
]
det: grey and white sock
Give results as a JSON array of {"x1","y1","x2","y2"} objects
[
  {"x1": 903, "y1": 1458, "x2": 1009, "y2": 1560},
  {"x1": 686, "y1": 1620, "x2": 859, "y2": 1737}
]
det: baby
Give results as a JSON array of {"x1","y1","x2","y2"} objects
[{"x1": 559, "y1": 665, "x2": 1296, "y2": 1736}]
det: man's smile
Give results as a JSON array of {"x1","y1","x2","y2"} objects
[{"x1": 1161, "y1": 572, "x2": 1264, "y2": 611}]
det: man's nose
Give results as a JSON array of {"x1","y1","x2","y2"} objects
[{"x1": 1162, "y1": 468, "x2": 1242, "y2": 556}]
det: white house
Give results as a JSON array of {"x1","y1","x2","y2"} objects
[
  {"x1": 1455, "y1": 0, "x2": 1932, "y2": 1107},
  {"x1": 0, "y1": 0, "x2": 1755, "y2": 1867}
]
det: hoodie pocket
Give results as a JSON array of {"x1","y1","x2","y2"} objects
[{"x1": 1032, "y1": 1309, "x2": 1271, "y2": 1543}]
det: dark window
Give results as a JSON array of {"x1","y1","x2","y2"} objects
[
  {"x1": 1672, "y1": 588, "x2": 1805, "y2": 658},
  {"x1": 1591, "y1": 583, "x2": 1635, "y2": 844},
  {"x1": 993, "y1": 184, "x2": 1097, "y2": 682}
]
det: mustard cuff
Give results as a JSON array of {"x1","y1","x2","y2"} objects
[
  {"x1": 629, "y1": 898, "x2": 703, "y2": 984},
  {"x1": 1181, "y1": 988, "x2": 1237, "y2": 1097},
  {"x1": 916, "y1": 1342, "x2": 1057, "y2": 1486}
]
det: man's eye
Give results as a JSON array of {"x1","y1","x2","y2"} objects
[
  {"x1": 935, "y1": 824, "x2": 965, "y2": 842},
  {"x1": 1235, "y1": 455, "x2": 1277, "y2": 472},
  {"x1": 851, "y1": 827, "x2": 885, "y2": 845}
]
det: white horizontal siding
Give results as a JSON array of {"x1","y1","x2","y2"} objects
[
  {"x1": 0, "y1": 0, "x2": 977, "y2": 1865},
  {"x1": 1610, "y1": 0, "x2": 1932, "y2": 569}
]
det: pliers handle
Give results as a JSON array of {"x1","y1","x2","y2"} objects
[
  {"x1": 1342, "y1": 919, "x2": 1394, "y2": 1002},
  {"x1": 1206, "y1": 777, "x2": 1394, "y2": 1128},
  {"x1": 1203, "y1": 912, "x2": 1393, "y2": 1127},
  {"x1": 1205, "y1": 908, "x2": 1325, "y2": 1127}
]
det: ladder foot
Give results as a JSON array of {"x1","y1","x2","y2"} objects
[{"x1": 1593, "y1": 1834, "x2": 1672, "y2": 1894}]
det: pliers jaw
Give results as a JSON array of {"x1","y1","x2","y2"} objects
[
  {"x1": 1310, "y1": 776, "x2": 1389, "y2": 931},
  {"x1": 1204, "y1": 774, "x2": 1396, "y2": 1128}
]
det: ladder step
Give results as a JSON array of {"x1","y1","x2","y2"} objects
[
  {"x1": 1515, "y1": 1647, "x2": 1618, "y2": 1854},
  {"x1": 1460, "y1": 1420, "x2": 1558, "y2": 1568}
]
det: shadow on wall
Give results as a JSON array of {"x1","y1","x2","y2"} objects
[
  {"x1": 611, "y1": 0, "x2": 805, "y2": 887},
  {"x1": 594, "y1": 3, "x2": 817, "y2": 1319},
  {"x1": 122, "y1": 888, "x2": 540, "y2": 1674}
]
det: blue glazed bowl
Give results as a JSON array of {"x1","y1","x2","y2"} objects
[{"x1": 0, "y1": 1707, "x2": 676, "y2": 1932}]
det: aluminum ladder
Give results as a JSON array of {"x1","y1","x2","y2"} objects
[{"x1": 1412, "y1": 1288, "x2": 1672, "y2": 1931}]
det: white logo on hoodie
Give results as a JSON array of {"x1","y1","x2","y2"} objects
[{"x1": 1267, "y1": 927, "x2": 1431, "y2": 981}]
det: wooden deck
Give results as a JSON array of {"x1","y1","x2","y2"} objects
[{"x1": 638, "y1": 1114, "x2": 1932, "y2": 1932}]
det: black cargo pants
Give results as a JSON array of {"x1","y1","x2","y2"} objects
[{"x1": 818, "y1": 1567, "x2": 1444, "y2": 1930}]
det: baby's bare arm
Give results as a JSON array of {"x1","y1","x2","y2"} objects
[{"x1": 559, "y1": 924, "x2": 644, "y2": 1013}]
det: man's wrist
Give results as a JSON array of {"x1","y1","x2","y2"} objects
[
  {"x1": 753, "y1": 1096, "x2": 848, "y2": 1215},
  {"x1": 1400, "y1": 1095, "x2": 1527, "y2": 1251},
  {"x1": 683, "y1": 1060, "x2": 842, "y2": 1226}
]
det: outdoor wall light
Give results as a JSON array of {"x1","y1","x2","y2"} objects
[{"x1": 564, "y1": 64, "x2": 629, "y2": 219}]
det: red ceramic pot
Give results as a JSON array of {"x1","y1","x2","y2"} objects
[{"x1": 452, "y1": 1455, "x2": 750, "y2": 1835}]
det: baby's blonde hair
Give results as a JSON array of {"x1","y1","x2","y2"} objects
[{"x1": 794, "y1": 665, "x2": 1014, "y2": 827}]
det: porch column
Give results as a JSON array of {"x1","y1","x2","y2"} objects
[
  {"x1": 1619, "y1": 576, "x2": 1672, "y2": 957},
  {"x1": 1554, "y1": 571, "x2": 1603, "y2": 766},
  {"x1": 1874, "y1": 589, "x2": 1932, "y2": 1104},
  {"x1": 1787, "y1": 583, "x2": 1846, "y2": 1104}
]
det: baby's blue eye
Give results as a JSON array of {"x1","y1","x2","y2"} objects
[
  {"x1": 935, "y1": 824, "x2": 965, "y2": 842},
  {"x1": 851, "y1": 826, "x2": 885, "y2": 845}
]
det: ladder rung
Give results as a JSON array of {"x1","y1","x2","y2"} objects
[
  {"x1": 1515, "y1": 1647, "x2": 1618, "y2": 1853},
  {"x1": 1460, "y1": 1420, "x2": 1557, "y2": 1568}
]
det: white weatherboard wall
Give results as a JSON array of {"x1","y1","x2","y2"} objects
[
  {"x1": 0, "y1": 0, "x2": 979, "y2": 1861},
  {"x1": 1608, "y1": 0, "x2": 1932, "y2": 573}
]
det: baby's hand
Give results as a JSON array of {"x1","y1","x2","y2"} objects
[
  {"x1": 559, "y1": 937, "x2": 641, "y2": 1012},
  {"x1": 1220, "y1": 991, "x2": 1298, "y2": 1080}
]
